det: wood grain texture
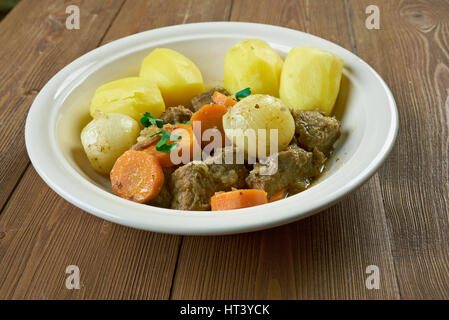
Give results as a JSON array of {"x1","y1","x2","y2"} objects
[
  {"x1": 170, "y1": 0, "x2": 400, "y2": 300},
  {"x1": 102, "y1": 0, "x2": 233, "y2": 44},
  {"x1": 0, "y1": 0, "x2": 447, "y2": 300},
  {"x1": 348, "y1": 0, "x2": 449, "y2": 299},
  {"x1": 0, "y1": 0, "x2": 233, "y2": 300},
  {"x1": 0, "y1": 0, "x2": 126, "y2": 212},
  {"x1": 0, "y1": 167, "x2": 181, "y2": 299}
]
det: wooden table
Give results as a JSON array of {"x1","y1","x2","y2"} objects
[{"x1": 0, "y1": 0, "x2": 447, "y2": 300}]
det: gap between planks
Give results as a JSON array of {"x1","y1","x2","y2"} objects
[
  {"x1": 343, "y1": 0, "x2": 401, "y2": 299},
  {"x1": 0, "y1": 0, "x2": 128, "y2": 218}
]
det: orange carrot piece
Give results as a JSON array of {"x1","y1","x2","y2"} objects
[
  {"x1": 143, "y1": 144, "x2": 173, "y2": 168},
  {"x1": 212, "y1": 91, "x2": 237, "y2": 107},
  {"x1": 269, "y1": 189, "x2": 287, "y2": 202},
  {"x1": 211, "y1": 189, "x2": 268, "y2": 211},
  {"x1": 172, "y1": 124, "x2": 198, "y2": 159},
  {"x1": 191, "y1": 103, "x2": 228, "y2": 148},
  {"x1": 143, "y1": 124, "x2": 198, "y2": 167},
  {"x1": 110, "y1": 150, "x2": 164, "y2": 203},
  {"x1": 142, "y1": 126, "x2": 174, "y2": 167}
]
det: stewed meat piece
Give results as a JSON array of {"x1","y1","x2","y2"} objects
[
  {"x1": 204, "y1": 147, "x2": 248, "y2": 191},
  {"x1": 160, "y1": 105, "x2": 193, "y2": 124},
  {"x1": 191, "y1": 87, "x2": 230, "y2": 112},
  {"x1": 170, "y1": 161, "x2": 214, "y2": 210},
  {"x1": 170, "y1": 147, "x2": 248, "y2": 210},
  {"x1": 246, "y1": 144, "x2": 325, "y2": 198},
  {"x1": 291, "y1": 109, "x2": 341, "y2": 155}
]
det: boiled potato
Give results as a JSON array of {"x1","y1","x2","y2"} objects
[
  {"x1": 280, "y1": 46, "x2": 344, "y2": 115},
  {"x1": 139, "y1": 48, "x2": 205, "y2": 107},
  {"x1": 81, "y1": 112, "x2": 140, "y2": 174},
  {"x1": 223, "y1": 94, "x2": 295, "y2": 158},
  {"x1": 224, "y1": 39, "x2": 283, "y2": 97},
  {"x1": 90, "y1": 77, "x2": 165, "y2": 122}
]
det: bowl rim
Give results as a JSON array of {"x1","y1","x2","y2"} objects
[{"x1": 25, "y1": 22, "x2": 398, "y2": 235}]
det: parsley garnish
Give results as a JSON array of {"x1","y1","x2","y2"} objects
[
  {"x1": 156, "y1": 139, "x2": 179, "y2": 152},
  {"x1": 235, "y1": 87, "x2": 251, "y2": 101},
  {"x1": 182, "y1": 120, "x2": 191, "y2": 125},
  {"x1": 141, "y1": 112, "x2": 164, "y2": 128},
  {"x1": 150, "y1": 129, "x2": 181, "y2": 153}
]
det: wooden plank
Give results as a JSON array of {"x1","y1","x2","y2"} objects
[
  {"x1": 170, "y1": 0, "x2": 400, "y2": 299},
  {"x1": 0, "y1": 0, "x2": 126, "y2": 212},
  {"x1": 0, "y1": 167, "x2": 181, "y2": 299},
  {"x1": 229, "y1": 0, "x2": 307, "y2": 30},
  {"x1": 348, "y1": 0, "x2": 449, "y2": 299},
  {"x1": 102, "y1": 0, "x2": 233, "y2": 44},
  {"x1": 172, "y1": 180, "x2": 400, "y2": 299},
  {"x1": 0, "y1": 0, "x2": 233, "y2": 299}
]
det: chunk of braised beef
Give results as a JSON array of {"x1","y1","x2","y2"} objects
[
  {"x1": 191, "y1": 87, "x2": 230, "y2": 112},
  {"x1": 160, "y1": 105, "x2": 193, "y2": 124},
  {"x1": 204, "y1": 146, "x2": 248, "y2": 191},
  {"x1": 291, "y1": 109, "x2": 341, "y2": 155},
  {"x1": 170, "y1": 162, "x2": 213, "y2": 211},
  {"x1": 170, "y1": 147, "x2": 248, "y2": 210},
  {"x1": 246, "y1": 144, "x2": 325, "y2": 198}
]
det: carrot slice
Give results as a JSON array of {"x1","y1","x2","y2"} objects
[
  {"x1": 211, "y1": 189, "x2": 268, "y2": 211},
  {"x1": 110, "y1": 150, "x2": 164, "y2": 203},
  {"x1": 269, "y1": 189, "x2": 287, "y2": 202},
  {"x1": 143, "y1": 144, "x2": 173, "y2": 167},
  {"x1": 212, "y1": 91, "x2": 237, "y2": 107},
  {"x1": 191, "y1": 103, "x2": 228, "y2": 148},
  {"x1": 172, "y1": 124, "x2": 198, "y2": 160},
  {"x1": 141, "y1": 125, "x2": 175, "y2": 167},
  {"x1": 143, "y1": 124, "x2": 198, "y2": 167}
]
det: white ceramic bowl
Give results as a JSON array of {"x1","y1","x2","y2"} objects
[{"x1": 25, "y1": 22, "x2": 398, "y2": 235}]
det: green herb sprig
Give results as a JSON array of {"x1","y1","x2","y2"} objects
[
  {"x1": 150, "y1": 129, "x2": 182, "y2": 152},
  {"x1": 141, "y1": 112, "x2": 164, "y2": 128},
  {"x1": 235, "y1": 87, "x2": 251, "y2": 101}
]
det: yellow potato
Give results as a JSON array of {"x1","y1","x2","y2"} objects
[
  {"x1": 139, "y1": 48, "x2": 205, "y2": 107},
  {"x1": 90, "y1": 77, "x2": 165, "y2": 121},
  {"x1": 224, "y1": 39, "x2": 283, "y2": 97},
  {"x1": 280, "y1": 46, "x2": 344, "y2": 115},
  {"x1": 223, "y1": 94, "x2": 295, "y2": 158}
]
